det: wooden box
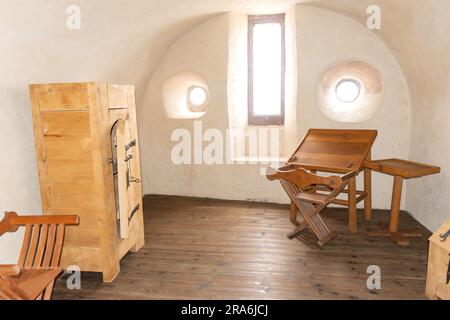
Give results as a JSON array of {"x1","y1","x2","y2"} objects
[
  {"x1": 29, "y1": 82, "x2": 145, "y2": 282},
  {"x1": 426, "y1": 219, "x2": 450, "y2": 299}
]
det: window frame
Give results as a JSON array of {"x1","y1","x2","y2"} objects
[{"x1": 247, "y1": 13, "x2": 286, "y2": 126}]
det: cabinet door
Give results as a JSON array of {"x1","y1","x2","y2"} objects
[
  {"x1": 115, "y1": 120, "x2": 131, "y2": 238},
  {"x1": 111, "y1": 118, "x2": 141, "y2": 239}
]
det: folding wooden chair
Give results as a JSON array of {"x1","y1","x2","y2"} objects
[
  {"x1": 0, "y1": 211, "x2": 79, "y2": 300},
  {"x1": 267, "y1": 165, "x2": 356, "y2": 246}
]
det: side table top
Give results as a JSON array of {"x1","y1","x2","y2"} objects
[{"x1": 363, "y1": 158, "x2": 440, "y2": 178}]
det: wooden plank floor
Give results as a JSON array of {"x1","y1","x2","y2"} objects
[{"x1": 53, "y1": 195, "x2": 431, "y2": 300}]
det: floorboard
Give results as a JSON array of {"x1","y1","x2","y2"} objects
[{"x1": 53, "y1": 195, "x2": 431, "y2": 300}]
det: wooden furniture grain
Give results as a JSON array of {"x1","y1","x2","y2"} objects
[
  {"x1": 286, "y1": 129, "x2": 377, "y2": 233},
  {"x1": 267, "y1": 165, "x2": 356, "y2": 245},
  {"x1": 365, "y1": 158, "x2": 441, "y2": 246},
  {"x1": 426, "y1": 219, "x2": 450, "y2": 300},
  {"x1": 29, "y1": 82, "x2": 145, "y2": 282},
  {"x1": 0, "y1": 211, "x2": 79, "y2": 300}
]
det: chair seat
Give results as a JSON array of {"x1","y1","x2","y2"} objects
[
  {"x1": 0, "y1": 268, "x2": 62, "y2": 300},
  {"x1": 297, "y1": 192, "x2": 332, "y2": 205}
]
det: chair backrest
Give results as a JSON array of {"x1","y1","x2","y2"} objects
[{"x1": 0, "y1": 212, "x2": 79, "y2": 270}]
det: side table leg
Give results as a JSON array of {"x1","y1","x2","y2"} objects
[
  {"x1": 364, "y1": 168, "x2": 372, "y2": 221},
  {"x1": 348, "y1": 176, "x2": 357, "y2": 233},
  {"x1": 389, "y1": 175, "x2": 404, "y2": 233},
  {"x1": 389, "y1": 175, "x2": 409, "y2": 245}
]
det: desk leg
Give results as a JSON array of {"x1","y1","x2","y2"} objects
[
  {"x1": 389, "y1": 175, "x2": 403, "y2": 233},
  {"x1": 364, "y1": 168, "x2": 372, "y2": 221},
  {"x1": 348, "y1": 176, "x2": 357, "y2": 233}
]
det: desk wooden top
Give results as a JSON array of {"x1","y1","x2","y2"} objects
[
  {"x1": 363, "y1": 158, "x2": 440, "y2": 178},
  {"x1": 289, "y1": 129, "x2": 378, "y2": 174}
]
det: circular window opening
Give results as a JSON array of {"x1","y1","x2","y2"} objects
[
  {"x1": 187, "y1": 85, "x2": 208, "y2": 112},
  {"x1": 316, "y1": 60, "x2": 383, "y2": 123},
  {"x1": 335, "y1": 78, "x2": 361, "y2": 103}
]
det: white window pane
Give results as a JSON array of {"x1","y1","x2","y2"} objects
[
  {"x1": 252, "y1": 22, "x2": 281, "y2": 116},
  {"x1": 189, "y1": 86, "x2": 207, "y2": 106},
  {"x1": 335, "y1": 79, "x2": 361, "y2": 103}
]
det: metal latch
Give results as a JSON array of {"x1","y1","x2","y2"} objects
[
  {"x1": 440, "y1": 229, "x2": 450, "y2": 242},
  {"x1": 125, "y1": 139, "x2": 136, "y2": 151},
  {"x1": 128, "y1": 204, "x2": 140, "y2": 223}
]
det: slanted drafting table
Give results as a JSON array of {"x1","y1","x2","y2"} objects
[{"x1": 288, "y1": 129, "x2": 378, "y2": 233}]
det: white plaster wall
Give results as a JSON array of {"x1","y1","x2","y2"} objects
[
  {"x1": 399, "y1": 1, "x2": 450, "y2": 231},
  {"x1": 4, "y1": 0, "x2": 444, "y2": 267},
  {"x1": 140, "y1": 14, "x2": 289, "y2": 203},
  {"x1": 308, "y1": 0, "x2": 450, "y2": 231},
  {"x1": 141, "y1": 6, "x2": 411, "y2": 211},
  {"x1": 295, "y1": 5, "x2": 411, "y2": 209},
  {"x1": 0, "y1": 0, "x2": 299, "y2": 264},
  {"x1": 0, "y1": 0, "x2": 299, "y2": 266},
  {"x1": 0, "y1": 0, "x2": 190, "y2": 263}
]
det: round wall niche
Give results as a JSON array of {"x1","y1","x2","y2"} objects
[
  {"x1": 316, "y1": 60, "x2": 383, "y2": 123},
  {"x1": 163, "y1": 71, "x2": 209, "y2": 119}
]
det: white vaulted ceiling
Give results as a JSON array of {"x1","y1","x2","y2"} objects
[
  {"x1": 1, "y1": 0, "x2": 301, "y2": 98},
  {"x1": 3, "y1": 0, "x2": 448, "y2": 104}
]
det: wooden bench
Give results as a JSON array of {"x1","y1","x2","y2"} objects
[{"x1": 0, "y1": 212, "x2": 79, "y2": 300}]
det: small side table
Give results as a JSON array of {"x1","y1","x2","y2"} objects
[{"x1": 364, "y1": 158, "x2": 440, "y2": 246}]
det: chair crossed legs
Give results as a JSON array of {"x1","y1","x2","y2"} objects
[{"x1": 267, "y1": 165, "x2": 355, "y2": 246}]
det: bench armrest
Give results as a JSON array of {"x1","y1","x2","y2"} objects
[{"x1": 0, "y1": 265, "x2": 21, "y2": 276}]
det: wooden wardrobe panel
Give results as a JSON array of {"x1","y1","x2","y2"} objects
[
  {"x1": 108, "y1": 84, "x2": 129, "y2": 109},
  {"x1": 45, "y1": 159, "x2": 94, "y2": 182},
  {"x1": 29, "y1": 82, "x2": 144, "y2": 282},
  {"x1": 42, "y1": 111, "x2": 91, "y2": 137},
  {"x1": 31, "y1": 83, "x2": 89, "y2": 111}
]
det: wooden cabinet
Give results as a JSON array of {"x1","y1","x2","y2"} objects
[
  {"x1": 29, "y1": 82, "x2": 145, "y2": 282},
  {"x1": 426, "y1": 219, "x2": 450, "y2": 299}
]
